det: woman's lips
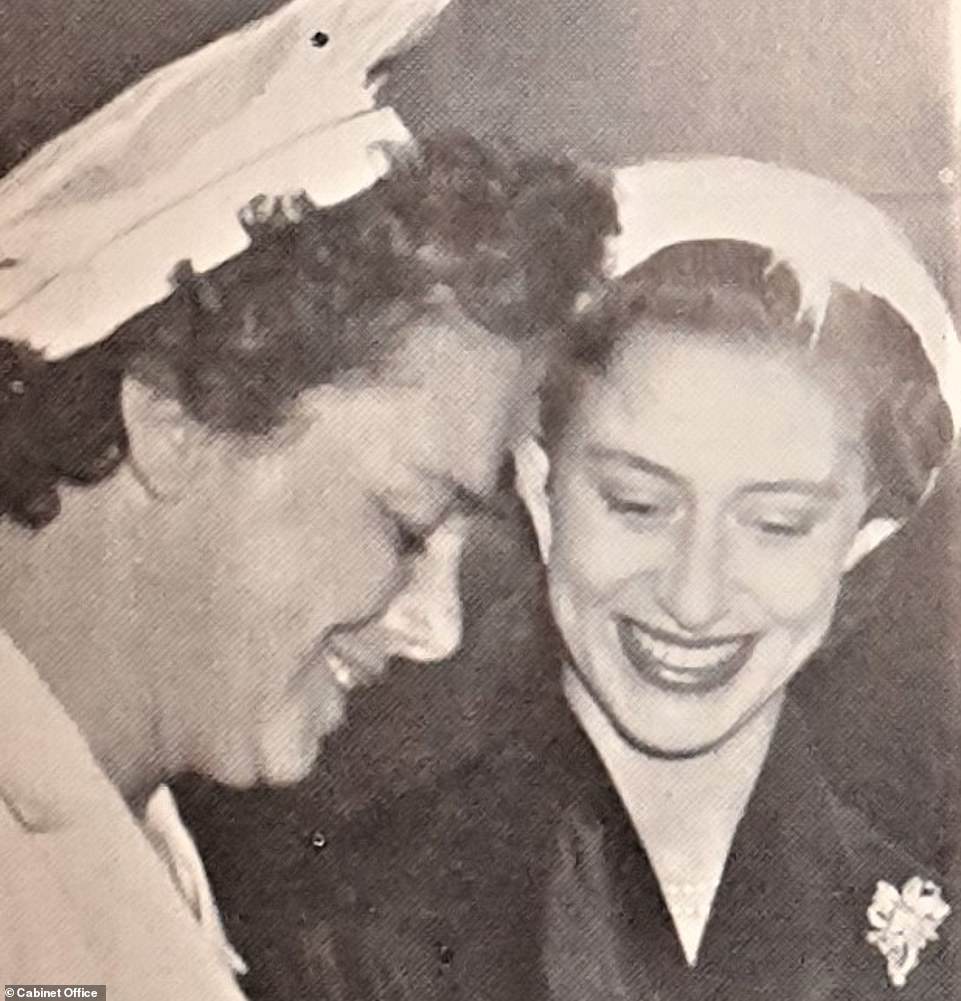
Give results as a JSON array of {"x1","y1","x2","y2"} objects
[
  {"x1": 616, "y1": 616, "x2": 756, "y2": 695},
  {"x1": 323, "y1": 645, "x2": 385, "y2": 692}
]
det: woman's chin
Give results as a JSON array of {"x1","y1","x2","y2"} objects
[
  {"x1": 254, "y1": 702, "x2": 347, "y2": 786},
  {"x1": 255, "y1": 751, "x2": 316, "y2": 787},
  {"x1": 194, "y1": 682, "x2": 350, "y2": 788},
  {"x1": 616, "y1": 719, "x2": 737, "y2": 759},
  {"x1": 606, "y1": 679, "x2": 787, "y2": 760}
]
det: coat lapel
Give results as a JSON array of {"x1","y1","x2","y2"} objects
[
  {"x1": 694, "y1": 702, "x2": 858, "y2": 998},
  {"x1": 531, "y1": 694, "x2": 956, "y2": 1001},
  {"x1": 300, "y1": 671, "x2": 957, "y2": 1001}
]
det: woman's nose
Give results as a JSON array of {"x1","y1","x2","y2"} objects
[
  {"x1": 654, "y1": 514, "x2": 729, "y2": 634},
  {"x1": 381, "y1": 530, "x2": 465, "y2": 663}
]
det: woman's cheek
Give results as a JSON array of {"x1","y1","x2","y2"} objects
[
  {"x1": 325, "y1": 519, "x2": 408, "y2": 626},
  {"x1": 555, "y1": 500, "x2": 663, "y2": 599},
  {"x1": 742, "y1": 541, "x2": 846, "y2": 625},
  {"x1": 554, "y1": 497, "x2": 609, "y2": 579}
]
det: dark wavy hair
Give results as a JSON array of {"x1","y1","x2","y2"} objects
[
  {"x1": 0, "y1": 134, "x2": 617, "y2": 528},
  {"x1": 541, "y1": 239, "x2": 954, "y2": 524}
]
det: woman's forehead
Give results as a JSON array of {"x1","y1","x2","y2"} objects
[
  {"x1": 286, "y1": 333, "x2": 529, "y2": 497},
  {"x1": 384, "y1": 307, "x2": 525, "y2": 381},
  {"x1": 569, "y1": 335, "x2": 868, "y2": 487},
  {"x1": 384, "y1": 313, "x2": 534, "y2": 437}
]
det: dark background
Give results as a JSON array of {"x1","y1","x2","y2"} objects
[{"x1": 2, "y1": 0, "x2": 958, "y2": 862}]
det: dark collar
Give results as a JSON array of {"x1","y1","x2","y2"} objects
[{"x1": 505, "y1": 686, "x2": 948, "y2": 999}]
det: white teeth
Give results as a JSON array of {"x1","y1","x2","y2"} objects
[
  {"x1": 629, "y1": 623, "x2": 742, "y2": 671},
  {"x1": 326, "y1": 651, "x2": 355, "y2": 691}
]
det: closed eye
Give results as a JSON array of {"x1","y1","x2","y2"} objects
[
  {"x1": 602, "y1": 491, "x2": 674, "y2": 522},
  {"x1": 393, "y1": 517, "x2": 429, "y2": 556},
  {"x1": 376, "y1": 500, "x2": 432, "y2": 558},
  {"x1": 610, "y1": 500, "x2": 663, "y2": 517},
  {"x1": 755, "y1": 519, "x2": 814, "y2": 538}
]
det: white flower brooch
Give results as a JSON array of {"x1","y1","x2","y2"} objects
[{"x1": 866, "y1": 876, "x2": 951, "y2": 988}]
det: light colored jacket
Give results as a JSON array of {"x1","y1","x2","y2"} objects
[
  {"x1": 0, "y1": 0, "x2": 448, "y2": 990},
  {"x1": 0, "y1": 628, "x2": 245, "y2": 997}
]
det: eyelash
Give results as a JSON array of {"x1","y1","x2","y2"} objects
[
  {"x1": 613, "y1": 501, "x2": 661, "y2": 516},
  {"x1": 392, "y1": 515, "x2": 430, "y2": 557},
  {"x1": 755, "y1": 520, "x2": 813, "y2": 539},
  {"x1": 608, "y1": 499, "x2": 814, "y2": 539},
  {"x1": 605, "y1": 496, "x2": 671, "y2": 521},
  {"x1": 604, "y1": 484, "x2": 819, "y2": 545},
  {"x1": 377, "y1": 501, "x2": 431, "y2": 558}
]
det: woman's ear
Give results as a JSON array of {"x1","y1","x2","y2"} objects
[
  {"x1": 513, "y1": 436, "x2": 553, "y2": 563},
  {"x1": 843, "y1": 516, "x2": 902, "y2": 571},
  {"x1": 121, "y1": 377, "x2": 204, "y2": 501}
]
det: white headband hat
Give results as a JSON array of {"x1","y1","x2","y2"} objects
[
  {"x1": 0, "y1": 0, "x2": 449, "y2": 360},
  {"x1": 608, "y1": 156, "x2": 961, "y2": 439},
  {"x1": 515, "y1": 157, "x2": 960, "y2": 565}
]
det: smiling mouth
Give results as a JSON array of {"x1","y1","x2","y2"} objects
[
  {"x1": 616, "y1": 617, "x2": 756, "y2": 695},
  {"x1": 323, "y1": 645, "x2": 386, "y2": 693}
]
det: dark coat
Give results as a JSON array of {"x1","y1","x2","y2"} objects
[{"x1": 190, "y1": 640, "x2": 959, "y2": 1001}]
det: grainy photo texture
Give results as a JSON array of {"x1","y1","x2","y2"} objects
[{"x1": 1, "y1": 2, "x2": 959, "y2": 999}]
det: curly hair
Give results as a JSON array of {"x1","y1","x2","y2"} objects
[
  {"x1": 0, "y1": 133, "x2": 618, "y2": 528},
  {"x1": 541, "y1": 239, "x2": 954, "y2": 524}
]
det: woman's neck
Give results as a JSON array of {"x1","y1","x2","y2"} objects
[{"x1": 563, "y1": 666, "x2": 783, "y2": 964}]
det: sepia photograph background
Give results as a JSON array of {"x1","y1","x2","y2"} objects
[{"x1": 2, "y1": 0, "x2": 958, "y2": 868}]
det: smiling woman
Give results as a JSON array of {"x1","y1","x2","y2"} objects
[
  {"x1": 0, "y1": 0, "x2": 625, "y2": 993},
  {"x1": 269, "y1": 157, "x2": 960, "y2": 1001},
  {"x1": 536, "y1": 237, "x2": 950, "y2": 760},
  {"x1": 0, "y1": 133, "x2": 615, "y2": 793},
  {"x1": 503, "y1": 165, "x2": 961, "y2": 995},
  {"x1": 0, "y1": 130, "x2": 616, "y2": 999}
]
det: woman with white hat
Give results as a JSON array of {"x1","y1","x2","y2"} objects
[
  {"x1": 250, "y1": 156, "x2": 960, "y2": 1000},
  {"x1": 0, "y1": 0, "x2": 616, "y2": 994}
]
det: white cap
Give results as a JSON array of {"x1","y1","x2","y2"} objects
[
  {"x1": 609, "y1": 157, "x2": 961, "y2": 437},
  {"x1": 0, "y1": 0, "x2": 450, "y2": 359}
]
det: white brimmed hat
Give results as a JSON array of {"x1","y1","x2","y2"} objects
[
  {"x1": 608, "y1": 156, "x2": 961, "y2": 438},
  {"x1": 0, "y1": 0, "x2": 449, "y2": 360},
  {"x1": 515, "y1": 157, "x2": 960, "y2": 565}
]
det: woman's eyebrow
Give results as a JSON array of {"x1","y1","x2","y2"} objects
[
  {"x1": 586, "y1": 447, "x2": 843, "y2": 501},
  {"x1": 740, "y1": 479, "x2": 842, "y2": 501},
  {"x1": 585, "y1": 446, "x2": 684, "y2": 486}
]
